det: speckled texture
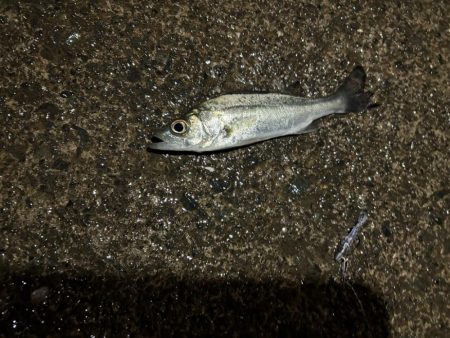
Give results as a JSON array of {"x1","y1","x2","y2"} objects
[{"x1": 0, "y1": 1, "x2": 448, "y2": 336}]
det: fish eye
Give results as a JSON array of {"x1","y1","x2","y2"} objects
[{"x1": 170, "y1": 119, "x2": 188, "y2": 134}]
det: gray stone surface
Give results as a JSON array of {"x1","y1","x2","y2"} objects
[{"x1": 0, "y1": 1, "x2": 448, "y2": 336}]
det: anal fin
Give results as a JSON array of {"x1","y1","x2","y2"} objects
[{"x1": 295, "y1": 120, "x2": 320, "y2": 135}]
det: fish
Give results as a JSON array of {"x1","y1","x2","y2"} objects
[
  {"x1": 334, "y1": 211, "x2": 369, "y2": 262},
  {"x1": 148, "y1": 66, "x2": 374, "y2": 152}
]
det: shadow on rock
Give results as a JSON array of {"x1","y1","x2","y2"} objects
[{"x1": 0, "y1": 271, "x2": 390, "y2": 337}]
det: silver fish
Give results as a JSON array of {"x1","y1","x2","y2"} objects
[{"x1": 148, "y1": 66, "x2": 373, "y2": 152}]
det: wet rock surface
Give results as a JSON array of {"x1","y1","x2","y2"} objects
[{"x1": 0, "y1": 1, "x2": 448, "y2": 336}]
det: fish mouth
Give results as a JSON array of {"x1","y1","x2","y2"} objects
[
  {"x1": 148, "y1": 132, "x2": 184, "y2": 151},
  {"x1": 147, "y1": 134, "x2": 168, "y2": 150},
  {"x1": 150, "y1": 136, "x2": 164, "y2": 144},
  {"x1": 147, "y1": 132, "x2": 198, "y2": 152}
]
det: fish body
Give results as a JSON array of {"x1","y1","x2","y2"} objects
[{"x1": 149, "y1": 66, "x2": 373, "y2": 153}]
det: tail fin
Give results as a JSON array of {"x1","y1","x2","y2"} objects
[{"x1": 335, "y1": 66, "x2": 374, "y2": 113}]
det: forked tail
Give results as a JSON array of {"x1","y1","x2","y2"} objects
[{"x1": 335, "y1": 66, "x2": 375, "y2": 113}]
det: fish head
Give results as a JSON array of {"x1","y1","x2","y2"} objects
[{"x1": 148, "y1": 112, "x2": 207, "y2": 152}]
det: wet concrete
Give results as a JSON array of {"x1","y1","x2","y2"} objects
[{"x1": 0, "y1": 1, "x2": 448, "y2": 336}]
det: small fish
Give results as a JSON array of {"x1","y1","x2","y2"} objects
[
  {"x1": 148, "y1": 66, "x2": 374, "y2": 152},
  {"x1": 335, "y1": 211, "x2": 369, "y2": 262}
]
